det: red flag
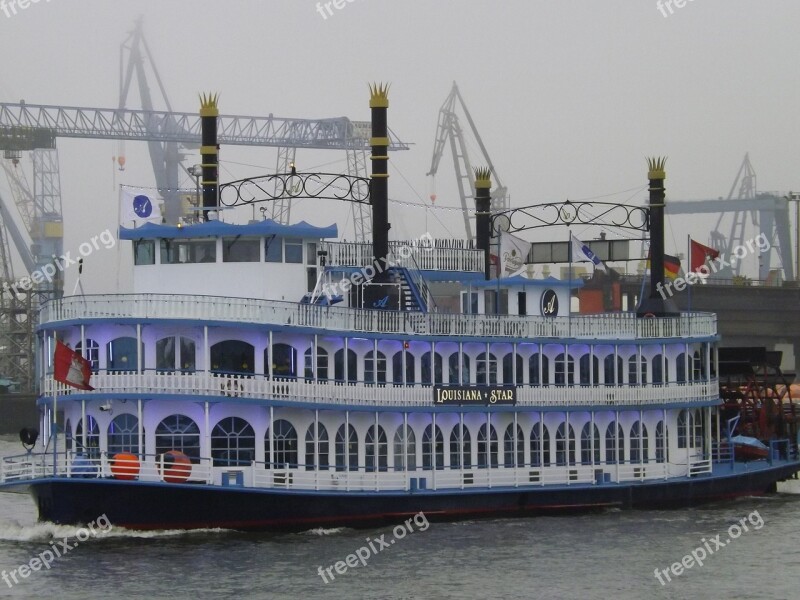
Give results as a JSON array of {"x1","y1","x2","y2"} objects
[
  {"x1": 54, "y1": 341, "x2": 95, "y2": 391},
  {"x1": 690, "y1": 240, "x2": 720, "y2": 273}
]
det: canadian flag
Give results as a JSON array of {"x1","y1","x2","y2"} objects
[{"x1": 54, "y1": 341, "x2": 94, "y2": 391}]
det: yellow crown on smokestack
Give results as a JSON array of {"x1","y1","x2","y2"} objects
[
  {"x1": 369, "y1": 83, "x2": 390, "y2": 108},
  {"x1": 199, "y1": 93, "x2": 220, "y2": 117},
  {"x1": 475, "y1": 167, "x2": 492, "y2": 189},
  {"x1": 647, "y1": 156, "x2": 667, "y2": 180}
]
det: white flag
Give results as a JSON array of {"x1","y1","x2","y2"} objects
[
  {"x1": 120, "y1": 187, "x2": 163, "y2": 226},
  {"x1": 570, "y1": 233, "x2": 607, "y2": 271},
  {"x1": 498, "y1": 232, "x2": 530, "y2": 278}
]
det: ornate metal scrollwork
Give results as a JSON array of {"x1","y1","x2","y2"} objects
[
  {"x1": 218, "y1": 172, "x2": 371, "y2": 207},
  {"x1": 491, "y1": 200, "x2": 650, "y2": 235}
]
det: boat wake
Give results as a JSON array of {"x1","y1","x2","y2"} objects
[
  {"x1": 0, "y1": 519, "x2": 228, "y2": 542},
  {"x1": 301, "y1": 527, "x2": 346, "y2": 536}
]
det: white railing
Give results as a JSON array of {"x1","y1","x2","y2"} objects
[
  {"x1": 323, "y1": 241, "x2": 484, "y2": 273},
  {"x1": 40, "y1": 374, "x2": 718, "y2": 408},
  {"x1": 40, "y1": 294, "x2": 717, "y2": 341}
]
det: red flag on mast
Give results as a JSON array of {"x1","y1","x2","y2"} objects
[
  {"x1": 54, "y1": 341, "x2": 95, "y2": 391},
  {"x1": 690, "y1": 240, "x2": 720, "y2": 273}
]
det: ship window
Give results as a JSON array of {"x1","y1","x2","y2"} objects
[
  {"x1": 555, "y1": 422, "x2": 576, "y2": 466},
  {"x1": 677, "y1": 410, "x2": 689, "y2": 449},
  {"x1": 334, "y1": 348, "x2": 358, "y2": 383},
  {"x1": 579, "y1": 354, "x2": 599, "y2": 387},
  {"x1": 160, "y1": 239, "x2": 216, "y2": 264},
  {"x1": 365, "y1": 425, "x2": 388, "y2": 473},
  {"x1": 652, "y1": 355, "x2": 665, "y2": 385},
  {"x1": 692, "y1": 351, "x2": 702, "y2": 380},
  {"x1": 461, "y1": 292, "x2": 479, "y2": 314},
  {"x1": 655, "y1": 421, "x2": 666, "y2": 463},
  {"x1": 630, "y1": 421, "x2": 649, "y2": 463},
  {"x1": 335, "y1": 424, "x2": 358, "y2": 472},
  {"x1": 223, "y1": 238, "x2": 260, "y2": 262},
  {"x1": 393, "y1": 426, "x2": 416, "y2": 471},
  {"x1": 284, "y1": 238, "x2": 303, "y2": 263},
  {"x1": 75, "y1": 339, "x2": 99, "y2": 372},
  {"x1": 422, "y1": 424, "x2": 444, "y2": 471},
  {"x1": 266, "y1": 419, "x2": 298, "y2": 468},
  {"x1": 484, "y1": 290, "x2": 508, "y2": 315},
  {"x1": 581, "y1": 423, "x2": 600, "y2": 466},
  {"x1": 529, "y1": 353, "x2": 549, "y2": 386},
  {"x1": 628, "y1": 355, "x2": 647, "y2": 385},
  {"x1": 693, "y1": 409, "x2": 704, "y2": 449},
  {"x1": 305, "y1": 423, "x2": 329, "y2": 471},
  {"x1": 134, "y1": 240, "x2": 155, "y2": 265},
  {"x1": 448, "y1": 353, "x2": 470, "y2": 385},
  {"x1": 271, "y1": 344, "x2": 297, "y2": 379},
  {"x1": 502, "y1": 353, "x2": 524, "y2": 385},
  {"x1": 476, "y1": 352, "x2": 498, "y2": 385},
  {"x1": 155, "y1": 414, "x2": 200, "y2": 463},
  {"x1": 75, "y1": 415, "x2": 100, "y2": 459},
  {"x1": 365, "y1": 350, "x2": 387, "y2": 384},
  {"x1": 65, "y1": 419, "x2": 73, "y2": 451},
  {"x1": 107, "y1": 337, "x2": 143, "y2": 373},
  {"x1": 604, "y1": 354, "x2": 623, "y2": 385},
  {"x1": 211, "y1": 340, "x2": 254, "y2": 375},
  {"x1": 531, "y1": 422, "x2": 550, "y2": 467},
  {"x1": 554, "y1": 353, "x2": 575, "y2": 386},
  {"x1": 605, "y1": 422, "x2": 624, "y2": 465},
  {"x1": 108, "y1": 414, "x2": 140, "y2": 455},
  {"x1": 449, "y1": 425, "x2": 471, "y2": 469},
  {"x1": 211, "y1": 417, "x2": 255, "y2": 467},
  {"x1": 477, "y1": 423, "x2": 498, "y2": 468},
  {"x1": 503, "y1": 424, "x2": 525, "y2": 468},
  {"x1": 392, "y1": 351, "x2": 415, "y2": 385},
  {"x1": 265, "y1": 236, "x2": 282, "y2": 262},
  {"x1": 421, "y1": 352, "x2": 444, "y2": 385},
  {"x1": 305, "y1": 346, "x2": 329, "y2": 381},
  {"x1": 676, "y1": 353, "x2": 687, "y2": 383},
  {"x1": 306, "y1": 242, "x2": 317, "y2": 265}
]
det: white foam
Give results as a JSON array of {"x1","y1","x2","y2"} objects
[
  {"x1": 0, "y1": 519, "x2": 228, "y2": 541},
  {"x1": 302, "y1": 527, "x2": 346, "y2": 536}
]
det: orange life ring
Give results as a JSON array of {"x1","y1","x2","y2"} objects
[
  {"x1": 111, "y1": 453, "x2": 140, "y2": 480},
  {"x1": 158, "y1": 450, "x2": 192, "y2": 483}
]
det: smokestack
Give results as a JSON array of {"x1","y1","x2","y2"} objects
[
  {"x1": 199, "y1": 93, "x2": 219, "y2": 221},
  {"x1": 369, "y1": 83, "x2": 390, "y2": 281},
  {"x1": 474, "y1": 168, "x2": 492, "y2": 280},
  {"x1": 638, "y1": 157, "x2": 679, "y2": 316}
]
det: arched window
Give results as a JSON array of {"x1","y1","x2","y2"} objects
[
  {"x1": 581, "y1": 422, "x2": 600, "y2": 465},
  {"x1": 334, "y1": 348, "x2": 358, "y2": 383},
  {"x1": 503, "y1": 423, "x2": 524, "y2": 468},
  {"x1": 265, "y1": 419, "x2": 298, "y2": 468},
  {"x1": 476, "y1": 352, "x2": 498, "y2": 385},
  {"x1": 211, "y1": 340, "x2": 254, "y2": 375},
  {"x1": 604, "y1": 354, "x2": 623, "y2": 385},
  {"x1": 75, "y1": 339, "x2": 99, "y2": 372},
  {"x1": 579, "y1": 354, "x2": 599, "y2": 386},
  {"x1": 155, "y1": 414, "x2": 200, "y2": 462},
  {"x1": 676, "y1": 352, "x2": 687, "y2": 383},
  {"x1": 392, "y1": 351, "x2": 415, "y2": 385},
  {"x1": 76, "y1": 415, "x2": 100, "y2": 459},
  {"x1": 393, "y1": 426, "x2": 416, "y2": 471},
  {"x1": 449, "y1": 425, "x2": 471, "y2": 469},
  {"x1": 502, "y1": 354, "x2": 524, "y2": 385},
  {"x1": 335, "y1": 424, "x2": 358, "y2": 472},
  {"x1": 304, "y1": 423, "x2": 329, "y2": 471},
  {"x1": 531, "y1": 422, "x2": 551, "y2": 467},
  {"x1": 630, "y1": 421, "x2": 649, "y2": 463},
  {"x1": 652, "y1": 355, "x2": 666, "y2": 385},
  {"x1": 107, "y1": 414, "x2": 140, "y2": 455},
  {"x1": 529, "y1": 353, "x2": 549, "y2": 386},
  {"x1": 305, "y1": 346, "x2": 329, "y2": 381},
  {"x1": 678, "y1": 410, "x2": 689, "y2": 449},
  {"x1": 554, "y1": 353, "x2": 575, "y2": 386},
  {"x1": 107, "y1": 337, "x2": 143, "y2": 372},
  {"x1": 555, "y1": 422, "x2": 576, "y2": 466},
  {"x1": 422, "y1": 424, "x2": 444, "y2": 470},
  {"x1": 364, "y1": 350, "x2": 387, "y2": 384},
  {"x1": 655, "y1": 421, "x2": 666, "y2": 463},
  {"x1": 365, "y1": 425, "x2": 388, "y2": 473},
  {"x1": 211, "y1": 417, "x2": 255, "y2": 467},
  {"x1": 477, "y1": 423, "x2": 498, "y2": 468},
  {"x1": 628, "y1": 355, "x2": 647, "y2": 385},
  {"x1": 421, "y1": 352, "x2": 444, "y2": 385},
  {"x1": 156, "y1": 337, "x2": 196, "y2": 372},
  {"x1": 271, "y1": 343, "x2": 297, "y2": 379},
  {"x1": 448, "y1": 353, "x2": 470, "y2": 385},
  {"x1": 605, "y1": 422, "x2": 624, "y2": 465}
]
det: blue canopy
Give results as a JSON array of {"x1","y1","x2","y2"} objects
[
  {"x1": 469, "y1": 275, "x2": 584, "y2": 289},
  {"x1": 120, "y1": 219, "x2": 338, "y2": 241}
]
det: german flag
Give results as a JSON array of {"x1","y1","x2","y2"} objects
[{"x1": 647, "y1": 253, "x2": 682, "y2": 281}]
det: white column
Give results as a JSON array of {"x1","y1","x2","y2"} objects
[
  {"x1": 269, "y1": 406, "x2": 274, "y2": 469},
  {"x1": 136, "y1": 323, "x2": 142, "y2": 373},
  {"x1": 137, "y1": 399, "x2": 143, "y2": 459},
  {"x1": 204, "y1": 402, "x2": 210, "y2": 462},
  {"x1": 81, "y1": 400, "x2": 87, "y2": 450},
  {"x1": 431, "y1": 412, "x2": 437, "y2": 490},
  {"x1": 204, "y1": 326, "x2": 209, "y2": 374}
]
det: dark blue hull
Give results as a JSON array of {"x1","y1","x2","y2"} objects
[{"x1": 22, "y1": 461, "x2": 800, "y2": 531}]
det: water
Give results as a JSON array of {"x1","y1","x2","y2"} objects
[{"x1": 1, "y1": 436, "x2": 798, "y2": 599}]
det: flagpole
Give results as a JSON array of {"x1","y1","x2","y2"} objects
[
  {"x1": 568, "y1": 230, "x2": 572, "y2": 337},
  {"x1": 687, "y1": 234, "x2": 692, "y2": 313},
  {"x1": 53, "y1": 332, "x2": 58, "y2": 477}
]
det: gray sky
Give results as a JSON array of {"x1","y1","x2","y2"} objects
[{"x1": 1, "y1": 0, "x2": 798, "y2": 291}]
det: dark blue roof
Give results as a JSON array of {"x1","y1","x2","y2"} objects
[
  {"x1": 468, "y1": 275, "x2": 585, "y2": 289},
  {"x1": 119, "y1": 219, "x2": 338, "y2": 241}
]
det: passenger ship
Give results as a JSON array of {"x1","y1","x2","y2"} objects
[{"x1": 1, "y1": 88, "x2": 798, "y2": 531}]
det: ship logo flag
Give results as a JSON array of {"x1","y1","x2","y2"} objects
[
  {"x1": 120, "y1": 187, "x2": 162, "y2": 226},
  {"x1": 690, "y1": 239, "x2": 720, "y2": 273},
  {"x1": 497, "y1": 233, "x2": 531, "y2": 277},
  {"x1": 570, "y1": 234, "x2": 607, "y2": 272},
  {"x1": 54, "y1": 341, "x2": 95, "y2": 391}
]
